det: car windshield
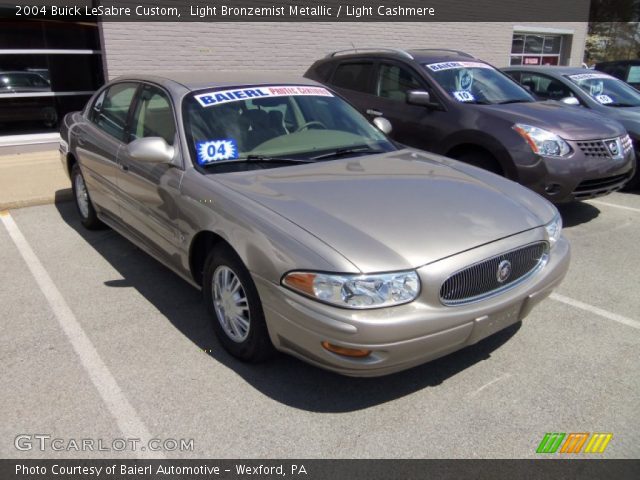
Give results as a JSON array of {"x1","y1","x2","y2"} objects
[
  {"x1": 565, "y1": 72, "x2": 640, "y2": 107},
  {"x1": 183, "y1": 85, "x2": 395, "y2": 169},
  {"x1": 424, "y1": 61, "x2": 534, "y2": 105}
]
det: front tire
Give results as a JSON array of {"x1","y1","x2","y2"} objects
[
  {"x1": 71, "y1": 163, "x2": 103, "y2": 229},
  {"x1": 203, "y1": 245, "x2": 275, "y2": 362}
]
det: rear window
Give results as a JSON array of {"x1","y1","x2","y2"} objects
[
  {"x1": 313, "y1": 62, "x2": 334, "y2": 82},
  {"x1": 331, "y1": 63, "x2": 374, "y2": 93}
]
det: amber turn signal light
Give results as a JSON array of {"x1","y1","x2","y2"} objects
[{"x1": 321, "y1": 341, "x2": 371, "y2": 358}]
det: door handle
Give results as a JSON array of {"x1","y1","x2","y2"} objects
[
  {"x1": 77, "y1": 136, "x2": 86, "y2": 147},
  {"x1": 366, "y1": 109, "x2": 383, "y2": 117},
  {"x1": 120, "y1": 163, "x2": 129, "y2": 172}
]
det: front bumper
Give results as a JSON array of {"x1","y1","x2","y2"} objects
[
  {"x1": 254, "y1": 228, "x2": 570, "y2": 377},
  {"x1": 515, "y1": 140, "x2": 635, "y2": 203}
]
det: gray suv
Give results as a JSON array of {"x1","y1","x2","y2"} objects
[{"x1": 305, "y1": 48, "x2": 636, "y2": 203}]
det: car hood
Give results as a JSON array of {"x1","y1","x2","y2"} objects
[
  {"x1": 604, "y1": 107, "x2": 640, "y2": 137},
  {"x1": 213, "y1": 150, "x2": 555, "y2": 272},
  {"x1": 480, "y1": 101, "x2": 626, "y2": 140}
]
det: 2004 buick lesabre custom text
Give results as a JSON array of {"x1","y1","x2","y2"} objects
[{"x1": 59, "y1": 73, "x2": 570, "y2": 376}]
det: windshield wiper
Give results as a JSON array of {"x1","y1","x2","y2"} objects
[
  {"x1": 203, "y1": 155, "x2": 314, "y2": 166},
  {"x1": 496, "y1": 99, "x2": 532, "y2": 105},
  {"x1": 243, "y1": 155, "x2": 314, "y2": 164},
  {"x1": 465, "y1": 100, "x2": 492, "y2": 105},
  {"x1": 607, "y1": 102, "x2": 636, "y2": 107},
  {"x1": 310, "y1": 145, "x2": 384, "y2": 160}
]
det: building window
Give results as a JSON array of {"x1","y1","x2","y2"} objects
[
  {"x1": 510, "y1": 33, "x2": 565, "y2": 66},
  {"x1": 0, "y1": 20, "x2": 104, "y2": 137}
]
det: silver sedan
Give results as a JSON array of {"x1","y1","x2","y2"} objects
[{"x1": 60, "y1": 72, "x2": 570, "y2": 376}]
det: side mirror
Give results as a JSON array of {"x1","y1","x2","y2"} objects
[
  {"x1": 372, "y1": 117, "x2": 392, "y2": 135},
  {"x1": 560, "y1": 96, "x2": 580, "y2": 106},
  {"x1": 126, "y1": 137, "x2": 174, "y2": 164},
  {"x1": 407, "y1": 90, "x2": 433, "y2": 107}
]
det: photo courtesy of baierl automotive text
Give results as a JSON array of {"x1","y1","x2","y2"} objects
[{"x1": 0, "y1": 0, "x2": 638, "y2": 479}]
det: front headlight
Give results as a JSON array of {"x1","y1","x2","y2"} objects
[
  {"x1": 545, "y1": 212, "x2": 563, "y2": 248},
  {"x1": 282, "y1": 270, "x2": 420, "y2": 309},
  {"x1": 513, "y1": 124, "x2": 572, "y2": 157}
]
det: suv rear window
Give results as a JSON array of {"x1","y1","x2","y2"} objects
[
  {"x1": 331, "y1": 63, "x2": 373, "y2": 93},
  {"x1": 313, "y1": 62, "x2": 334, "y2": 82}
]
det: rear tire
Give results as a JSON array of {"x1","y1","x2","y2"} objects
[
  {"x1": 203, "y1": 245, "x2": 275, "y2": 362},
  {"x1": 453, "y1": 150, "x2": 503, "y2": 176},
  {"x1": 71, "y1": 163, "x2": 103, "y2": 230}
]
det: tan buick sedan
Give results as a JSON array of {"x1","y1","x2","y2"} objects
[{"x1": 60, "y1": 73, "x2": 570, "y2": 376}]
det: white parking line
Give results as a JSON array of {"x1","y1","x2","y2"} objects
[
  {"x1": 550, "y1": 293, "x2": 640, "y2": 331},
  {"x1": 589, "y1": 200, "x2": 640, "y2": 213},
  {"x1": 0, "y1": 211, "x2": 164, "y2": 459}
]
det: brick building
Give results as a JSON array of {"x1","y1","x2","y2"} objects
[{"x1": 1, "y1": 18, "x2": 588, "y2": 147}]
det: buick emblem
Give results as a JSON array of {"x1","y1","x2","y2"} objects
[
  {"x1": 607, "y1": 141, "x2": 619, "y2": 156},
  {"x1": 497, "y1": 260, "x2": 512, "y2": 283}
]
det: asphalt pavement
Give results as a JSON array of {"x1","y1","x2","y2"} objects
[{"x1": 1, "y1": 191, "x2": 639, "y2": 459}]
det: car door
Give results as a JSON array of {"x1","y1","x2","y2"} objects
[
  {"x1": 116, "y1": 83, "x2": 183, "y2": 267},
  {"x1": 73, "y1": 82, "x2": 140, "y2": 221},
  {"x1": 369, "y1": 61, "x2": 447, "y2": 151}
]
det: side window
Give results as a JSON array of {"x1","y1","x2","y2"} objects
[
  {"x1": 602, "y1": 64, "x2": 623, "y2": 79},
  {"x1": 520, "y1": 73, "x2": 572, "y2": 100},
  {"x1": 331, "y1": 62, "x2": 374, "y2": 93},
  {"x1": 626, "y1": 66, "x2": 640, "y2": 83},
  {"x1": 376, "y1": 64, "x2": 423, "y2": 102},
  {"x1": 89, "y1": 89, "x2": 106, "y2": 122},
  {"x1": 505, "y1": 71, "x2": 521, "y2": 83},
  {"x1": 129, "y1": 86, "x2": 176, "y2": 146},
  {"x1": 519, "y1": 73, "x2": 547, "y2": 96},
  {"x1": 90, "y1": 83, "x2": 138, "y2": 141}
]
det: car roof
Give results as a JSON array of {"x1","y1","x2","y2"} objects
[
  {"x1": 324, "y1": 48, "x2": 478, "y2": 65},
  {"x1": 408, "y1": 49, "x2": 477, "y2": 63},
  {"x1": 111, "y1": 71, "x2": 321, "y2": 92},
  {"x1": 502, "y1": 66, "x2": 593, "y2": 76}
]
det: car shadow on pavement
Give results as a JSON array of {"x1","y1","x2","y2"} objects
[
  {"x1": 556, "y1": 201, "x2": 600, "y2": 228},
  {"x1": 55, "y1": 197, "x2": 520, "y2": 413}
]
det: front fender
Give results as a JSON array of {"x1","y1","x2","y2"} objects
[{"x1": 441, "y1": 130, "x2": 519, "y2": 180}]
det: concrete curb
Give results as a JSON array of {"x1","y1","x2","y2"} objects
[
  {"x1": 0, "y1": 149, "x2": 71, "y2": 212},
  {"x1": 0, "y1": 189, "x2": 73, "y2": 211}
]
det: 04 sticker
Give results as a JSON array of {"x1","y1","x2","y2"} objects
[{"x1": 196, "y1": 139, "x2": 239, "y2": 164}]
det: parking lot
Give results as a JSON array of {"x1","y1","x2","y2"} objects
[{"x1": 1, "y1": 191, "x2": 639, "y2": 459}]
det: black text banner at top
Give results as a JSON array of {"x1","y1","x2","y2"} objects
[{"x1": 3, "y1": 0, "x2": 632, "y2": 22}]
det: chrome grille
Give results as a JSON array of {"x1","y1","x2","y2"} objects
[
  {"x1": 576, "y1": 140, "x2": 610, "y2": 158},
  {"x1": 440, "y1": 242, "x2": 548, "y2": 306},
  {"x1": 576, "y1": 135, "x2": 630, "y2": 159}
]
